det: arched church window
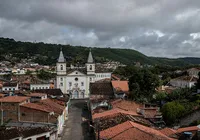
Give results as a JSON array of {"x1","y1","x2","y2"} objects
[
  {"x1": 90, "y1": 65, "x2": 92, "y2": 70},
  {"x1": 60, "y1": 65, "x2": 63, "y2": 70}
]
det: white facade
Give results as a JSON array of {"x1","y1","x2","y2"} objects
[
  {"x1": 56, "y1": 49, "x2": 112, "y2": 99},
  {"x1": 169, "y1": 76, "x2": 197, "y2": 88},
  {"x1": 30, "y1": 83, "x2": 51, "y2": 90},
  {"x1": 95, "y1": 72, "x2": 112, "y2": 81},
  {"x1": 2, "y1": 84, "x2": 19, "y2": 92}
]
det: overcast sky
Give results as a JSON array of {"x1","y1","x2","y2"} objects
[{"x1": 0, "y1": 0, "x2": 200, "y2": 58}]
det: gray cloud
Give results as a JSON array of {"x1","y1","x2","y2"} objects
[{"x1": 0, "y1": 0, "x2": 200, "y2": 57}]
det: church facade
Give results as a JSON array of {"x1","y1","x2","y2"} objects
[{"x1": 56, "y1": 49, "x2": 112, "y2": 99}]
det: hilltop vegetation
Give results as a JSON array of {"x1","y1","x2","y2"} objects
[{"x1": 0, "y1": 37, "x2": 199, "y2": 66}]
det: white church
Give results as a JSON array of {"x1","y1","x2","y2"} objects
[{"x1": 56, "y1": 49, "x2": 112, "y2": 99}]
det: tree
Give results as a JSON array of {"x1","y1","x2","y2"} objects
[
  {"x1": 161, "y1": 101, "x2": 185, "y2": 125},
  {"x1": 154, "y1": 92, "x2": 167, "y2": 102},
  {"x1": 36, "y1": 69, "x2": 55, "y2": 80},
  {"x1": 129, "y1": 68, "x2": 160, "y2": 102},
  {"x1": 166, "y1": 88, "x2": 191, "y2": 101}
]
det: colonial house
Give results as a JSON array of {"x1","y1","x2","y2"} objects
[
  {"x1": 0, "y1": 96, "x2": 30, "y2": 122},
  {"x1": 27, "y1": 93, "x2": 47, "y2": 102},
  {"x1": 56, "y1": 49, "x2": 112, "y2": 99},
  {"x1": 90, "y1": 81, "x2": 114, "y2": 111},
  {"x1": 169, "y1": 75, "x2": 198, "y2": 88},
  {"x1": 2, "y1": 82, "x2": 19, "y2": 92},
  {"x1": 30, "y1": 82, "x2": 54, "y2": 90}
]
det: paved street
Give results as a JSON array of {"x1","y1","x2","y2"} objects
[{"x1": 61, "y1": 99, "x2": 95, "y2": 140}]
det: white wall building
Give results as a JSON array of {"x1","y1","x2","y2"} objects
[
  {"x1": 56, "y1": 49, "x2": 112, "y2": 99},
  {"x1": 2, "y1": 82, "x2": 19, "y2": 92},
  {"x1": 169, "y1": 75, "x2": 198, "y2": 88},
  {"x1": 30, "y1": 83, "x2": 52, "y2": 90}
]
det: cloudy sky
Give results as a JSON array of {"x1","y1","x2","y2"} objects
[{"x1": 0, "y1": 0, "x2": 200, "y2": 58}]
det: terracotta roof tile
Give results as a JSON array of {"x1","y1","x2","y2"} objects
[
  {"x1": 93, "y1": 108, "x2": 141, "y2": 119},
  {"x1": 100, "y1": 121, "x2": 171, "y2": 140},
  {"x1": 90, "y1": 82, "x2": 114, "y2": 96},
  {"x1": 177, "y1": 126, "x2": 200, "y2": 134},
  {"x1": 111, "y1": 81, "x2": 129, "y2": 92},
  {"x1": 111, "y1": 99, "x2": 142, "y2": 113},
  {"x1": 21, "y1": 103, "x2": 52, "y2": 113},
  {"x1": 28, "y1": 93, "x2": 47, "y2": 97},
  {"x1": 39, "y1": 99, "x2": 65, "y2": 115},
  {"x1": 160, "y1": 128, "x2": 177, "y2": 137},
  {"x1": 21, "y1": 99, "x2": 65, "y2": 115},
  {"x1": 0, "y1": 96, "x2": 30, "y2": 103},
  {"x1": 100, "y1": 121, "x2": 133, "y2": 139}
]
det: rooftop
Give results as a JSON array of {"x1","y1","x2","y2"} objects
[
  {"x1": 33, "y1": 89, "x2": 63, "y2": 96},
  {"x1": 90, "y1": 82, "x2": 114, "y2": 96},
  {"x1": 100, "y1": 121, "x2": 171, "y2": 140},
  {"x1": 171, "y1": 75, "x2": 198, "y2": 82},
  {"x1": 111, "y1": 99, "x2": 142, "y2": 113},
  {"x1": 39, "y1": 99, "x2": 65, "y2": 115},
  {"x1": 111, "y1": 81, "x2": 129, "y2": 92},
  {"x1": 93, "y1": 108, "x2": 141, "y2": 119},
  {"x1": 177, "y1": 126, "x2": 200, "y2": 134},
  {"x1": 28, "y1": 93, "x2": 47, "y2": 97},
  {"x1": 3, "y1": 82, "x2": 17, "y2": 87},
  {"x1": 0, "y1": 127, "x2": 52, "y2": 140},
  {"x1": 21, "y1": 103, "x2": 52, "y2": 113},
  {"x1": 0, "y1": 96, "x2": 30, "y2": 103},
  {"x1": 160, "y1": 127, "x2": 177, "y2": 137}
]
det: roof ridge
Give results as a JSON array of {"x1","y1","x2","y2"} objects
[{"x1": 129, "y1": 121, "x2": 170, "y2": 139}]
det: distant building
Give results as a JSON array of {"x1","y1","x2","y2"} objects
[
  {"x1": 169, "y1": 75, "x2": 198, "y2": 88},
  {"x1": 30, "y1": 83, "x2": 53, "y2": 90},
  {"x1": 56, "y1": 49, "x2": 112, "y2": 99},
  {"x1": 2, "y1": 82, "x2": 19, "y2": 92},
  {"x1": 187, "y1": 68, "x2": 200, "y2": 78},
  {"x1": 111, "y1": 80, "x2": 129, "y2": 98}
]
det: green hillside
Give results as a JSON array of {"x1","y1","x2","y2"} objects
[{"x1": 0, "y1": 37, "x2": 197, "y2": 66}]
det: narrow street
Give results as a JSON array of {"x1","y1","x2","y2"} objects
[{"x1": 60, "y1": 99, "x2": 95, "y2": 140}]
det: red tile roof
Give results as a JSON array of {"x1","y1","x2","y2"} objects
[
  {"x1": 28, "y1": 93, "x2": 47, "y2": 97},
  {"x1": 93, "y1": 108, "x2": 141, "y2": 119},
  {"x1": 111, "y1": 99, "x2": 142, "y2": 113},
  {"x1": 21, "y1": 99, "x2": 65, "y2": 115},
  {"x1": 0, "y1": 96, "x2": 30, "y2": 103},
  {"x1": 21, "y1": 103, "x2": 52, "y2": 113},
  {"x1": 160, "y1": 128, "x2": 177, "y2": 137},
  {"x1": 100, "y1": 121, "x2": 171, "y2": 140},
  {"x1": 39, "y1": 99, "x2": 65, "y2": 115},
  {"x1": 111, "y1": 81, "x2": 129, "y2": 92},
  {"x1": 177, "y1": 126, "x2": 200, "y2": 134},
  {"x1": 142, "y1": 108, "x2": 157, "y2": 118}
]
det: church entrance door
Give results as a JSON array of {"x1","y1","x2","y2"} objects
[{"x1": 74, "y1": 90, "x2": 79, "y2": 99}]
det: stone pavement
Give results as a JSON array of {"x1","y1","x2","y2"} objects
[{"x1": 60, "y1": 99, "x2": 95, "y2": 140}]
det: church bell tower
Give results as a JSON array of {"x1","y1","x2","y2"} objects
[{"x1": 56, "y1": 48, "x2": 66, "y2": 75}]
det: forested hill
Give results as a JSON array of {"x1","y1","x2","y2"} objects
[{"x1": 0, "y1": 37, "x2": 199, "y2": 66}]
